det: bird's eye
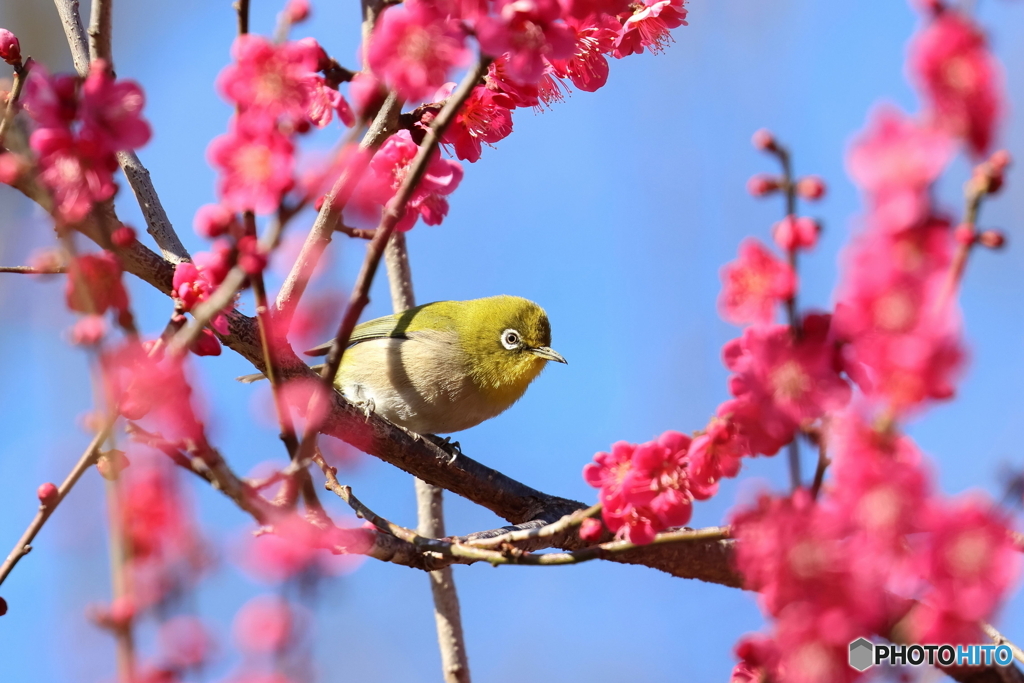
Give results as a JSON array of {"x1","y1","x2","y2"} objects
[{"x1": 501, "y1": 329, "x2": 521, "y2": 350}]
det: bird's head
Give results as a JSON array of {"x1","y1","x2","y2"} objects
[{"x1": 457, "y1": 296, "x2": 566, "y2": 398}]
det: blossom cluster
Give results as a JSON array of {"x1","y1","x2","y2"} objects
[
  {"x1": 579, "y1": 5, "x2": 1020, "y2": 681},
  {"x1": 729, "y1": 410, "x2": 1019, "y2": 683},
  {"x1": 17, "y1": 60, "x2": 151, "y2": 222}
]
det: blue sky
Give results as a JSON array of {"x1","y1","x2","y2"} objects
[{"x1": 3, "y1": 0, "x2": 1024, "y2": 681}]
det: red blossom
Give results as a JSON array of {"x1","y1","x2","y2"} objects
[
  {"x1": 718, "y1": 239, "x2": 795, "y2": 326},
  {"x1": 218, "y1": 35, "x2": 329, "y2": 127},
  {"x1": 22, "y1": 67, "x2": 79, "y2": 129},
  {"x1": 833, "y1": 218, "x2": 964, "y2": 411},
  {"x1": 101, "y1": 342, "x2": 205, "y2": 443},
  {"x1": 65, "y1": 251, "x2": 129, "y2": 315},
  {"x1": 549, "y1": 14, "x2": 620, "y2": 92},
  {"x1": 723, "y1": 315, "x2": 850, "y2": 448},
  {"x1": 31, "y1": 128, "x2": 118, "y2": 223},
  {"x1": 193, "y1": 204, "x2": 239, "y2": 239},
  {"x1": 367, "y1": 0, "x2": 469, "y2": 102},
  {"x1": 172, "y1": 244, "x2": 234, "y2": 335},
  {"x1": 233, "y1": 595, "x2": 294, "y2": 653},
  {"x1": 476, "y1": 0, "x2": 576, "y2": 85},
  {"x1": 909, "y1": 11, "x2": 1003, "y2": 156},
  {"x1": 440, "y1": 84, "x2": 515, "y2": 162},
  {"x1": 584, "y1": 431, "x2": 693, "y2": 544},
  {"x1": 352, "y1": 129, "x2": 463, "y2": 231},
  {"x1": 485, "y1": 56, "x2": 541, "y2": 108},
  {"x1": 918, "y1": 498, "x2": 1019, "y2": 625},
  {"x1": 846, "y1": 106, "x2": 954, "y2": 231},
  {"x1": 613, "y1": 0, "x2": 688, "y2": 58},
  {"x1": 687, "y1": 417, "x2": 745, "y2": 500},
  {"x1": 79, "y1": 60, "x2": 152, "y2": 153},
  {"x1": 158, "y1": 616, "x2": 215, "y2": 670},
  {"x1": 207, "y1": 117, "x2": 295, "y2": 214}
]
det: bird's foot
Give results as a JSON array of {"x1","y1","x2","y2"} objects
[
  {"x1": 351, "y1": 397, "x2": 375, "y2": 421},
  {"x1": 425, "y1": 434, "x2": 462, "y2": 464}
]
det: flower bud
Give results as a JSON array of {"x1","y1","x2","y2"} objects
[
  {"x1": 96, "y1": 450, "x2": 130, "y2": 480},
  {"x1": 0, "y1": 29, "x2": 21, "y2": 66},
  {"x1": 237, "y1": 235, "x2": 268, "y2": 275},
  {"x1": 284, "y1": 0, "x2": 310, "y2": 23},
  {"x1": 111, "y1": 224, "x2": 137, "y2": 248},
  {"x1": 70, "y1": 315, "x2": 107, "y2": 346},
  {"x1": 0, "y1": 152, "x2": 25, "y2": 185},
  {"x1": 190, "y1": 328, "x2": 223, "y2": 357},
  {"x1": 747, "y1": 174, "x2": 779, "y2": 197},
  {"x1": 579, "y1": 517, "x2": 604, "y2": 542},
  {"x1": 751, "y1": 128, "x2": 776, "y2": 152},
  {"x1": 954, "y1": 224, "x2": 975, "y2": 246},
  {"x1": 990, "y1": 149, "x2": 1011, "y2": 172},
  {"x1": 37, "y1": 482, "x2": 59, "y2": 507},
  {"x1": 109, "y1": 596, "x2": 136, "y2": 626},
  {"x1": 978, "y1": 230, "x2": 1006, "y2": 249},
  {"x1": 773, "y1": 215, "x2": 820, "y2": 251},
  {"x1": 193, "y1": 204, "x2": 237, "y2": 239},
  {"x1": 796, "y1": 175, "x2": 827, "y2": 201}
]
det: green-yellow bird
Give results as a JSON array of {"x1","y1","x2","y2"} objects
[{"x1": 245, "y1": 295, "x2": 566, "y2": 435}]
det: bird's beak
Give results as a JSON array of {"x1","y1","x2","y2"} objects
[{"x1": 530, "y1": 346, "x2": 568, "y2": 364}]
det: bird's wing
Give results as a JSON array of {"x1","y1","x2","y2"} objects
[{"x1": 303, "y1": 313, "x2": 414, "y2": 357}]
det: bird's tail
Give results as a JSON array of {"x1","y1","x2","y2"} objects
[{"x1": 235, "y1": 363, "x2": 326, "y2": 384}]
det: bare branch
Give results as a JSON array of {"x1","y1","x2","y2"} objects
[
  {"x1": 0, "y1": 59, "x2": 31, "y2": 149},
  {"x1": 87, "y1": 0, "x2": 112, "y2": 63},
  {"x1": 116, "y1": 151, "x2": 190, "y2": 263},
  {"x1": 53, "y1": 0, "x2": 91, "y2": 76},
  {"x1": 0, "y1": 265, "x2": 66, "y2": 274}
]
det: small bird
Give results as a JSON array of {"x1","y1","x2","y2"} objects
[{"x1": 243, "y1": 295, "x2": 566, "y2": 435}]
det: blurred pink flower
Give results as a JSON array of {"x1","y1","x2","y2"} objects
[
  {"x1": 367, "y1": 0, "x2": 469, "y2": 102},
  {"x1": 718, "y1": 239, "x2": 795, "y2": 326}
]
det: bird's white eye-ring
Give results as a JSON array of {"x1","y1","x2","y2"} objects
[{"x1": 501, "y1": 329, "x2": 521, "y2": 350}]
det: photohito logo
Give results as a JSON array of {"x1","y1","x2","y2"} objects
[{"x1": 848, "y1": 639, "x2": 1014, "y2": 670}]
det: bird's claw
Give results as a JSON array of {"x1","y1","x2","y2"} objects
[{"x1": 426, "y1": 434, "x2": 462, "y2": 464}]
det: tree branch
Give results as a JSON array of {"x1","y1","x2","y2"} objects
[
  {"x1": 87, "y1": 0, "x2": 113, "y2": 63},
  {"x1": 52, "y1": 0, "x2": 90, "y2": 76}
]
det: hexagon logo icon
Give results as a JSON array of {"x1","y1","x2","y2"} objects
[{"x1": 849, "y1": 638, "x2": 874, "y2": 672}]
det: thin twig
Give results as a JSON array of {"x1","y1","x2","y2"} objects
[
  {"x1": 981, "y1": 622, "x2": 1024, "y2": 666},
  {"x1": 465, "y1": 504, "x2": 602, "y2": 549},
  {"x1": 103, "y1": 475, "x2": 135, "y2": 683},
  {"x1": 0, "y1": 59, "x2": 31, "y2": 149},
  {"x1": 273, "y1": 100, "x2": 399, "y2": 329},
  {"x1": 87, "y1": 0, "x2": 113, "y2": 63},
  {"x1": 810, "y1": 437, "x2": 829, "y2": 500},
  {"x1": 0, "y1": 265, "x2": 66, "y2": 274},
  {"x1": 0, "y1": 419, "x2": 115, "y2": 588},
  {"x1": 235, "y1": 0, "x2": 251, "y2": 35},
  {"x1": 53, "y1": 0, "x2": 91, "y2": 76}
]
